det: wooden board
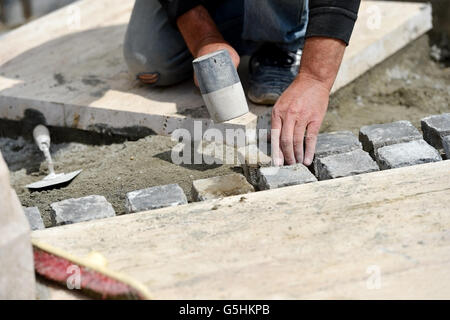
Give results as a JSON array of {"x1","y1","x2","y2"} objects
[
  {"x1": 0, "y1": 1, "x2": 432, "y2": 140},
  {"x1": 32, "y1": 161, "x2": 450, "y2": 299}
]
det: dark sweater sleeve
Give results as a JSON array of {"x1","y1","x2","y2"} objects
[
  {"x1": 158, "y1": 0, "x2": 201, "y2": 24},
  {"x1": 306, "y1": 0, "x2": 361, "y2": 45}
]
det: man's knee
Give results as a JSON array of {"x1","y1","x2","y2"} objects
[
  {"x1": 123, "y1": 45, "x2": 187, "y2": 86},
  {"x1": 123, "y1": 30, "x2": 194, "y2": 86},
  {"x1": 123, "y1": 0, "x2": 192, "y2": 86}
]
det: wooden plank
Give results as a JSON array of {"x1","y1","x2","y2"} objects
[
  {"x1": 0, "y1": 1, "x2": 431, "y2": 139},
  {"x1": 32, "y1": 161, "x2": 450, "y2": 299},
  {"x1": 0, "y1": 152, "x2": 35, "y2": 299}
]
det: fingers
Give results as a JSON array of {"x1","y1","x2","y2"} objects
[
  {"x1": 273, "y1": 106, "x2": 308, "y2": 166},
  {"x1": 280, "y1": 115, "x2": 296, "y2": 165},
  {"x1": 303, "y1": 122, "x2": 320, "y2": 166},
  {"x1": 293, "y1": 121, "x2": 306, "y2": 164},
  {"x1": 271, "y1": 111, "x2": 284, "y2": 166}
]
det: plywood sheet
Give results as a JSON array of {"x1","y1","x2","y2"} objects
[{"x1": 33, "y1": 161, "x2": 450, "y2": 299}]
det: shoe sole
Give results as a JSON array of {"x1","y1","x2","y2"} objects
[{"x1": 247, "y1": 92, "x2": 279, "y2": 106}]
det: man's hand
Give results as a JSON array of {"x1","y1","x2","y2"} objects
[
  {"x1": 271, "y1": 37, "x2": 346, "y2": 166},
  {"x1": 176, "y1": 5, "x2": 240, "y2": 86},
  {"x1": 271, "y1": 75, "x2": 329, "y2": 166}
]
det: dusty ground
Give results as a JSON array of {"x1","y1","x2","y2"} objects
[
  {"x1": 1, "y1": 35, "x2": 449, "y2": 227},
  {"x1": 324, "y1": 35, "x2": 450, "y2": 134}
]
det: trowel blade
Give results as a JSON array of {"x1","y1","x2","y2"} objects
[{"x1": 26, "y1": 169, "x2": 82, "y2": 190}]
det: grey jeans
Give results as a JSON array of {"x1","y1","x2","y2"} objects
[{"x1": 123, "y1": 0, "x2": 308, "y2": 86}]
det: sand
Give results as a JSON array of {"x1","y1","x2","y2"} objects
[
  {"x1": 323, "y1": 36, "x2": 449, "y2": 134},
  {"x1": 3, "y1": 135, "x2": 240, "y2": 226}
]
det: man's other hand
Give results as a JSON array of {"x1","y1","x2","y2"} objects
[{"x1": 271, "y1": 37, "x2": 346, "y2": 167}]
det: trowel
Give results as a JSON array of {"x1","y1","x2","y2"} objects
[{"x1": 26, "y1": 125, "x2": 82, "y2": 190}]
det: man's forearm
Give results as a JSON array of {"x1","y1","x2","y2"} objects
[
  {"x1": 176, "y1": 5, "x2": 226, "y2": 58},
  {"x1": 176, "y1": 5, "x2": 240, "y2": 81},
  {"x1": 295, "y1": 37, "x2": 346, "y2": 92}
]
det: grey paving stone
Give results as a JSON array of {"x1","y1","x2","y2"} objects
[
  {"x1": 313, "y1": 131, "x2": 362, "y2": 173},
  {"x1": 359, "y1": 120, "x2": 422, "y2": 155},
  {"x1": 421, "y1": 113, "x2": 450, "y2": 149},
  {"x1": 316, "y1": 149, "x2": 379, "y2": 180},
  {"x1": 442, "y1": 135, "x2": 450, "y2": 159},
  {"x1": 193, "y1": 174, "x2": 254, "y2": 201},
  {"x1": 238, "y1": 143, "x2": 272, "y2": 187},
  {"x1": 315, "y1": 131, "x2": 362, "y2": 158},
  {"x1": 50, "y1": 195, "x2": 115, "y2": 225},
  {"x1": 258, "y1": 164, "x2": 317, "y2": 190},
  {"x1": 125, "y1": 184, "x2": 187, "y2": 213},
  {"x1": 376, "y1": 139, "x2": 442, "y2": 170},
  {"x1": 23, "y1": 207, "x2": 45, "y2": 230}
]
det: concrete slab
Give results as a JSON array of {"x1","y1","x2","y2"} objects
[
  {"x1": 0, "y1": 0, "x2": 267, "y2": 143},
  {"x1": 192, "y1": 174, "x2": 254, "y2": 201},
  {"x1": 125, "y1": 184, "x2": 187, "y2": 213},
  {"x1": 32, "y1": 161, "x2": 450, "y2": 299},
  {"x1": 375, "y1": 139, "x2": 442, "y2": 170},
  {"x1": 0, "y1": 1, "x2": 432, "y2": 140}
]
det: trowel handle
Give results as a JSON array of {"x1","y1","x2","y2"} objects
[
  {"x1": 33, "y1": 125, "x2": 55, "y2": 176},
  {"x1": 33, "y1": 125, "x2": 51, "y2": 151}
]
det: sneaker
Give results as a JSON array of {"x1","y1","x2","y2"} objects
[{"x1": 248, "y1": 44, "x2": 302, "y2": 105}]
